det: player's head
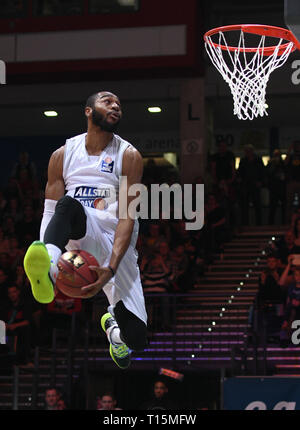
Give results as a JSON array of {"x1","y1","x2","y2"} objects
[
  {"x1": 85, "y1": 91, "x2": 122, "y2": 132},
  {"x1": 153, "y1": 380, "x2": 168, "y2": 399}
]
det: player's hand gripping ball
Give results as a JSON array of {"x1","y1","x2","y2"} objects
[{"x1": 56, "y1": 250, "x2": 99, "y2": 298}]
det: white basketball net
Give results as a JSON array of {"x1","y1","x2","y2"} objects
[{"x1": 205, "y1": 30, "x2": 294, "y2": 120}]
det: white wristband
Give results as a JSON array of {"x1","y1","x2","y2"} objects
[{"x1": 39, "y1": 199, "x2": 57, "y2": 241}]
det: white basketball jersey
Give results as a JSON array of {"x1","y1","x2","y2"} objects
[{"x1": 63, "y1": 132, "x2": 137, "y2": 235}]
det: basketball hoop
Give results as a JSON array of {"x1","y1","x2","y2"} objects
[{"x1": 204, "y1": 24, "x2": 300, "y2": 120}]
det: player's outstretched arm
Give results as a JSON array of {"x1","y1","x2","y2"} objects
[
  {"x1": 81, "y1": 146, "x2": 143, "y2": 294},
  {"x1": 40, "y1": 146, "x2": 65, "y2": 241}
]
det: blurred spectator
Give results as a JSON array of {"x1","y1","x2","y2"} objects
[
  {"x1": 136, "y1": 233, "x2": 150, "y2": 265},
  {"x1": 279, "y1": 255, "x2": 300, "y2": 347},
  {"x1": 157, "y1": 219, "x2": 171, "y2": 244},
  {"x1": 157, "y1": 241, "x2": 178, "y2": 289},
  {"x1": 293, "y1": 217, "x2": 300, "y2": 248},
  {"x1": 7, "y1": 236, "x2": 24, "y2": 269},
  {"x1": 211, "y1": 140, "x2": 236, "y2": 186},
  {"x1": 0, "y1": 189, "x2": 7, "y2": 222},
  {"x1": 14, "y1": 262, "x2": 32, "y2": 295},
  {"x1": 285, "y1": 141, "x2": 300, "y2": 224},
  {"x1": 141, "y1": 253, "x2": 175, "y2": 293},
  {"x1": 202, "y1": 160, "x2": 214, "y2": 195},
  {"x1": 205, "y1": 193, "x2": 228, "y2": 253},
  {"x1": 144, "y1": 223, "x2": 167, "y2": 251},
  {"x1": 0, "y1": 268, "x2": 10, "y2": 310},
  {"x1": 57, "y1": 397, "x2": 68, "y2": 410},
  {"x1": 141, "y1": 253, "x2": 175, "y2": 330},
  {"x1": 11, "y1": 151, "x2": 37, "y2": 181},
  {"x1": 183, "y1": 236, "x2": 207, "y2": 288},
  {"x1": 0, "y1": 227, "x2": 9, "y2": 253},
  {"x1": 0, "y1": 252, "x2": 12, "y2": 273},
  {"x1": 169, "y1": 219, "x2": 191, "y2": 248},
  {"x1": 96, "y1": 393, "x2": 122, "y2": 410},
  {"x1": 170, "y1": 243, "x2": 190, "y2": 290},
  {"x1": 291, "y1": 208, "x2": 300, "y2": 235},
  {"x1": 140, "y1": 380, "x2": 177, "y2": 410},
  {"x1": 143, "y1": 158, "x2": 159, "y2": 182},
  {"x1": 43, "y1": 387, "x2": 59, "y2": 410},
  {"x1": 16, "y1": 205, "x2": 39, "y2": 245},
  {"x1": 275, "y1": 230, "x2": 300, "y2": 266},
  {"x1": 257, "y1": 254, "x2": 286, "y2": 305},
  {"x1": 2, "y1": 215, "x2": 17, "y2": 238},
  {"x1": 4, "y1": 178, "x2": 22, "y2": 202},
  {"x1": 0, "y1": 285, "x2": 33, "y2": 366},
  {"x1": 215, "y1": 178, "x2": 238, "y2": 230},
  {"x1": 237, "y1": 144, "x2": 265, "y2": 225},
  {"x1": 39, "y1": 289, "x2": 82, "y2": 345},
  {"x1": 3, "y1": 197, "x2": 23, "y2": 223},
  {"x1": 21, "y1": 233, "x2": 35, "y2": 250},
  {"x1": 267, "y1": 149, "x2": 286, "y2": 225},
  {"x1": 17, "y1": 169, "x2": 40, "y2": 202},
  {"x1": 250, "y1": 254, "x2": 286, "y2": 345}
]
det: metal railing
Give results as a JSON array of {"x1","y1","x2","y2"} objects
[{"x1": 0, "y1": 292, "x2": 257, "y2": 409}]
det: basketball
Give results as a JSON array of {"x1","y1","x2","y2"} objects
[{"x1": 56, "y1": 250, "x2": 99, "y2": 298}]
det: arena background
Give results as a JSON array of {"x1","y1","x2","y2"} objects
[{"x1": 0, "y1": 0, "x2": 300, "y2": 411}]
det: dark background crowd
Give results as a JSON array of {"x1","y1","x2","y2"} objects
[{"x1": 1, "y1": 139, "x2": 300, "y2": 367}]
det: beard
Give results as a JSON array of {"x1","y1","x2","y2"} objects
[{"x1": 91, "y1": 109, "x2": 121, "y2": 132}]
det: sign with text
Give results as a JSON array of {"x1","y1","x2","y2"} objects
[
  {"x1": 125, "y1": 132, "x2": 180, "y2": 154},
  {"x1": 223, "y1": 377, "x2": 300, "y2": 410}
]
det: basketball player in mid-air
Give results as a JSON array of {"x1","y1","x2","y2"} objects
[{"x1": 23, "y1": 91, "x2": 148, "y2": 369}]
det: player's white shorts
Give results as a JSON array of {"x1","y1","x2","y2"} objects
[{"x1": 65, "y1": 207, "x2": 147, "y2": 325}]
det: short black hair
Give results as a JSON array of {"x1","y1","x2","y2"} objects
[{"x1": 85, "y1": 93, "x2": 101, "y2": 109}]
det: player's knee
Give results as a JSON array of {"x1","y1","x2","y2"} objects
[{"x1": 56, "y1": 195, "x2": 83, "y2": 216}]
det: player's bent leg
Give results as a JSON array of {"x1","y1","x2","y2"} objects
[
  {"x1": 114, "y1": 300, "x2": 148, "y2": 351},
  {"x1": 44, "y1": 195, "x2": 87, "y2": 249},
  {"x1": 23, "y1": 241, "x2": 54, "y2": 304},
  {"x1": 101, "y1": 312, "x2": 131, "y2": 369}
]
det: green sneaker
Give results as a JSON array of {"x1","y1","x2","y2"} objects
[
  {"x1": 101, "y1": 312, "x2": 131, "y2": 369},
  {"x1": 23, "y1": 241, "x2": 54, "y2": 304}
]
